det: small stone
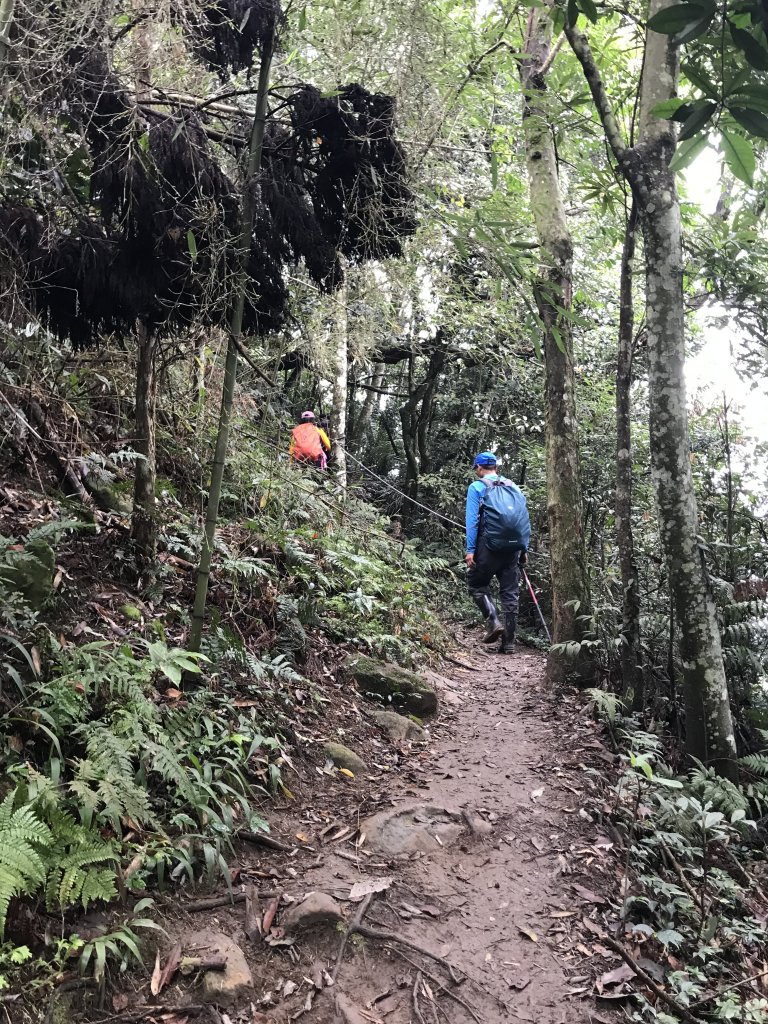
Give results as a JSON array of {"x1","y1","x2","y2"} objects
[
  {"x1": 281, "y1": 892, "x2": 345, "y2": 934},
  {"x1": 323, "y1": 742, "x2": 367, "y2": 776},
  {"x1": 198, "y1": 931, "x2": 254, "y2": 1007},
  {"x1": 369, "y1": 709, "x2": 425, "y2": 743}
]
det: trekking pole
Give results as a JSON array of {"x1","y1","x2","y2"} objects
[{"x1": 523, "y1": 569, "x2": 552, "y2": 645}]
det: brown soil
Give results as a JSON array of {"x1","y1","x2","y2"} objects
[{"x1": 117, "y1": 638, "x2": 623, "y2": 1024}]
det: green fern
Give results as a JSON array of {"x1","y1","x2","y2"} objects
[{"x1": 0, "y1": 795, "x2": 51, "y2": 936}]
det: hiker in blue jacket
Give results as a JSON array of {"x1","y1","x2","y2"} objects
[{"x1": 466, "y1": 452, "x2": 531, "y2": 653}]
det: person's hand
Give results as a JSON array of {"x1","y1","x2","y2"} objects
[
  {"x1": 465, "y1": 552, "x2": 475, "y2": 568},
  {"x1": 520, "y1": 551, "x2": 528, "y2": 567}
]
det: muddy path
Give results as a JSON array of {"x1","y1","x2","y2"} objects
[{"x1": 133, "y1": 640, "x2": 621, "y2": 1024}]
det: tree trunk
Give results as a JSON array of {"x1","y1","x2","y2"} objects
[
  {"x1": 719, "y1": 396, "x2": 736, "y2": 583},
  {"x1": 189, "y1": 27, "x2": 276, "y2": 654},
  {"x1": 639, "y1": 163, "x2": 736, "y2": 774},
  {"x1": 351, "y1": 362, "x2": 384, "y2": 447},
  {"x1": 616, "y1": 201, "x2": 644, "y2": 711},
  {"x1": 520, "y1": 6, "x2": 593, "y2": 685},
  {"x1": 329, "y1": 277, "x2": 348, "y2": 487},
  {"x1": 0, "y1": 0, "x2": 15, "y2": 66},
  {"x1": 564, "y1": 0, "x2": 737, "y2": 775},
  {"x1": 131, "y1": 321, "x2": 158, "y2": 567}
]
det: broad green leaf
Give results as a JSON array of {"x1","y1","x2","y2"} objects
[
  {"x1": 298, "y1": 7, "x2": 307, "y2": 30},
  {"x1": 729, "y1": 24, "x2": 768, "y2": 71},
  {"x1": 566, "y1": 0, "x2": 579, "y2": 27},
  {"x1": 728, "y1": 105, "x2": 768, "y2": 139},
  {"x1": 651, "y1": 98, "x2": 687, "y2": 120},
  {"x1": 669, "y1": 133, "x2": 709, "y2": 172},
  {"x1": 577, "y1": 0, "x2": 599, "y2": 23},
  {"x1": 648, "y1": 3, "x2": 714, "y2": 35},
  {"x1": 138, "y1": 132, "x2": 150, "y2": 153},
  {"x1": 673, "y1": 14, "x2": 716, "y2": 45},
  {"x1": 721, "y1": 129, "x2": 755, "y2": 184},
  {"x1": 732, "y1": 84, "x2": 768, "y2": 112},
  {"x1": 678, "y1": 100, "x2": 717, "y2": 140},
  {"x1": 681, "y1": 61, "x2": 719, "y2": 98}
]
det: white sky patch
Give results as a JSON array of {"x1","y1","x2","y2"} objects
[{"x1": 683, "y1": 146, "x2": 768, "y2": 447}]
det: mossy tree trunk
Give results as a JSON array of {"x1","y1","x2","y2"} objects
[
  {"x1": 567, "y1": 0, "x2": 738, "y2": 777},
  {"x1": 616, "y1": 201, "x2": 644, "y2": 711},
  {"x1": 189, "y1": 29, "x2": 276, "y2": 654},
  {"x1": 519, "y1": 5, "x2": 593, "y2": 685},
  {"x1": 131, "y1": 321, "x2": 158, "y2": 568}
]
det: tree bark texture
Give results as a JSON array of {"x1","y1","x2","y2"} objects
[
  {"x1": 351, "y1": 362, "x2": 384, "y2": 446},
  {"x1": 520, "y1": 7, "x2": 593, "y2": 684},
  {"x1": 329, "y1": 278, "x2": 348, "y2": 487},
  {"x1": 616, "y1": 201, "x2": 644, "y2": 710},
  {"x1": 189, "y1": 29, "x2": 275, "y2": 653},
  {"x1": 565, "y1": 0, "x2": 737, "y2": 773},
  {"x1": 0, "y1": 0, "x2": 15, "y2": 67},
  {"x1": 636, "y1": 2, "x2": 736, "y2": 775},
  {"x1": 130, "y1": 321, "x2": 158, "y2": 567}
]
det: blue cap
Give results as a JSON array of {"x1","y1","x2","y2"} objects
[{"x1": 473, "y1": 451, "x2": 497, "y2": 467}]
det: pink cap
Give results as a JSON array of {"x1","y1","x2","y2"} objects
[{"x1": 301, "y1": 411, "x2": 315, "y2": 420}]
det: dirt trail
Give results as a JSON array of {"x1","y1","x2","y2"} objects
[{"x1": 155, "y1": 640, "x2": 619, "y2": 1024}]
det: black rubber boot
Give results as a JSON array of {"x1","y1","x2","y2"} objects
[
  {"x1": 473, "y1": 595, "x2": 502, "y2": 642},
  {"x1": 482, "y1": 599, "x2": 503, "y2": 643},
  {"x1": 499, "y1": 615, "x2": 517, "y2": 654}
]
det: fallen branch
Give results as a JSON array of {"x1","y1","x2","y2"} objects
[
  {"x1": 393, "y1": 950, "x2": 482, "y2": 1024},
  {"x1": 182, "y1": 889, "x2": 279, "y2": 913},
  {"x1": 689, "y1": 966, "x2": 768, "y2": 1011},
  {"x1": 332, "y1": 892, "x2": 374, "y2": 983},
  {"x1": 659, "y1": 838, "x2": 701, "y2": 908},
  {"x1": 441, "y1": 654, "x2": 480, "y2": 673},
  {"x1": 238, "y1": 829, "x2": 294, "y2": 852},
  {"x1": 600, "y1": 935, "x2": 703, "y2": 1024},
  {"x1": 354, "y1": 924, "x2": 464, "y2": 985},
  {"x1": 233, "y1": 337, "x2": 278, "y2": 389},
  {"x1": 90, "y1": 1004, "x2": 204, "y2": 1023}
]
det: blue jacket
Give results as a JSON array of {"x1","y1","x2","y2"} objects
[
  {"x1": 465, "y1": 474, "x2": 499, "y2": 554},
  {"x1": 466, "y1": 475, "x2": 529, "y2": 555}
]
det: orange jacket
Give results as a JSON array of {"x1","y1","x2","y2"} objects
[{"x1": 289, "y1": 423, "x2": 331, "y2": 460}]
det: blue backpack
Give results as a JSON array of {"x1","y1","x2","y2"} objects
[{"x1": 480, "y1": 478, "x2": 531, "y2": 552}]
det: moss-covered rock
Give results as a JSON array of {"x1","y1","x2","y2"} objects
[
  {"x1": 369, "y1": 708, "x2": 425, "y2": 743},
  {"x1": 324, "y1": 742, "x2": 367, "y2": 776},
  {"x1": 0, "y1": 539, "x2": 55, "y2": 610},
  {"x1": 346, "y1": 655, "x2": 438, "y2": 716},
  {"x1": 275, "y1": 616, "x2": 309, "y2": 663}
]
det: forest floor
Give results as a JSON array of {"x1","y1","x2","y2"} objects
[{"x1": 92, "y1": 638, "x2": 627, "y2": 1024}]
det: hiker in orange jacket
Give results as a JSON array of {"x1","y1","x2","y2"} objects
[{"x1": 289, "y1": 411, "x2": 331, "y2": 469}]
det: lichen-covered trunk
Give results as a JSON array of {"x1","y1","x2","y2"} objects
[
  {"x1": 520, "y1": 7, "x2": 592, "y2": 684},
  {"x1": 0, "y1": 0, "x2": 15, "y2": 66},
  {"x1": 131, "y1": 321, "x2": 157, "y2": 568},
  {"x1": 616, "y1": 203, "x2": 643, "y2": 710},
  {"x1": 330, "y1": 280, "x2": 348, "y2": 487},
  {"x1": 638, "y1": 164, "x2": 737, "y2": 775},
  {"x1": 351, "y1": 362, "x2": 384, "y2": 446},
  {"x1": 633, "y1": 0, "x2": 737, "y2": 777}
]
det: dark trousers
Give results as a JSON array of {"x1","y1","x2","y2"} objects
[{"x1": 468, "y1": 539, "x2": 521, "y2": 616}]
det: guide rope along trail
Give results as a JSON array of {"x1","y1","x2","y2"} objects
[{"x1": 338, "y1": 444, "x2": 552, "y2": 644}]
